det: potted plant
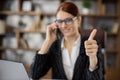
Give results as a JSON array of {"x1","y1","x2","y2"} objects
[{"x1": 82, "y1": 0, "x2": 91, "y2": 14}]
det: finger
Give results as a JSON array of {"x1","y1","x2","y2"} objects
[
  {"x1": 48, "y1": 24, "x2": 58, "y2": 32},
  {"x1": 86, "y1": 49, "x2": 93, "y2": 53},
  {"x1": 88, "y1": 29, "x2": 97, "y2": 40},
  {"x1": 85, "y1": 45, "x2": 98, "y2": 49},
  {"x1": 86, "y1": 49, "x2": 98, "y2": 54},
  {"x1": 85, "y1": 40, "x2": 97, "y2": 45},
  {"x1": 51, "y1": 23, "x2": 58, "y2": 30}
]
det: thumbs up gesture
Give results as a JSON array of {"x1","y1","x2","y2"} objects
[
  {"x1": 84, "y1": 29, "x2": 98, "y2": 70},
  {"x1": 84, "y1": 29, "x2": 98, "y2": 57}
]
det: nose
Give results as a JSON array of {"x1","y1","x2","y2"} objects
[{"x1": 61, "y1": 21, "x2": 67, "y2": 28}]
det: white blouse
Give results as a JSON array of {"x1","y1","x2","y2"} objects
[{"x1": 61, "y1": 35, "x2": 81, "y2": 80}]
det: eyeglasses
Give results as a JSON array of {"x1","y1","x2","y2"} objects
[{"x1": 55, "y1": 16, "x2": 77, "y2": 26}]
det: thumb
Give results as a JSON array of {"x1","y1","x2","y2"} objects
[{"x1": 88, "y1": 29, "x2": 97, "y2": 40}]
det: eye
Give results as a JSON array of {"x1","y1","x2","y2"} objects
[
  {"x1": 56, "y1": 20, "x2": 63, "y2": 24},
  {"x1": 65, "y1": 18, "x2": 73, "y2": 23}
]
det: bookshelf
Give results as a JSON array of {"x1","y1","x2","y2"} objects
[{"x1": 0, "y1": 0, "x2": 120, "y2": 80}]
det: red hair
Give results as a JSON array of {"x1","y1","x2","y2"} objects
[{"x1": 56, "y1": 2, "x2": 79, "y2": 17}]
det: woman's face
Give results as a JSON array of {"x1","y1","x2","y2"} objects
[{"x1": 56, "y1": 10, "x2": 80, "y2": 37}]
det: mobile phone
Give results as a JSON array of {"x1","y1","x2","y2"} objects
[{"x1": 54, "y1": 28, "x2": 61, "y2": 39}]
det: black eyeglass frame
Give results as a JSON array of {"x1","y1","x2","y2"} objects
[{"x1": 55, "y1": 16, "x2": 78, "y2": 26}]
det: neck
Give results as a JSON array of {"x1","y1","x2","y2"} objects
[{"x1": 64, "y1": 32, "x2": 80, "y2": 46}]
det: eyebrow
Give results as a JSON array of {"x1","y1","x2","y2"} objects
[{"x1": 56, "y1": 17, "x2": 74, "y2": 20}]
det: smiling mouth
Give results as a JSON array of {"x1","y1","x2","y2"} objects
[{"x1": 62, "y1": 28, "x2": 72, "y2": 33}]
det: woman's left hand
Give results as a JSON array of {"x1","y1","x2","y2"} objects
[
  {"x1": 84, "y1": 29, "x2": 98, "y2": 57},
  {"x1": 84, "y1": 29, "x2": 98, "y2": 70}
]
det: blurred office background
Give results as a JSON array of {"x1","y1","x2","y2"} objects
[{"x1": 0, "y1": 0, "x2": 120, "y2": 80}]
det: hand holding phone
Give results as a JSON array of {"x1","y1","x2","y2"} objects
[{"x1": 45, "y1": 23, "x2": 59, "y2": 41}]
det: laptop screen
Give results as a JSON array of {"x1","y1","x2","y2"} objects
[{"x1": 0, "y1": 60, "x2": 29, "y2": 80}]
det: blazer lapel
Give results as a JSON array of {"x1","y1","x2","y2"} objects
[
  {"x1": 55, "y1": 39, "x2": 67, "y2": 79},
  {"x1": 58, "y1": 50, "x2": 67, "y2": 79},
  {"x1": 72, "y1": 37, "x2": 87, "y2": 79}
]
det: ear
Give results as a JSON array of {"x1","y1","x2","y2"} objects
[{"x1": 77, "y1": 16, "x2": 82, "y2": 25}]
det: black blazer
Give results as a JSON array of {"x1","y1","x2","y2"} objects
[{"x1": 30, "y1": 36, "x2": 105, "y2": 80}]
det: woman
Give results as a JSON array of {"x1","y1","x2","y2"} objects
[{"x1": 30, "y1": 2, "x2": 104, "y2": 80}]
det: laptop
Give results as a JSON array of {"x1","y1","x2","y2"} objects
[{"x1": 0, "y1": 60, "x2": 30, "y2": 80}]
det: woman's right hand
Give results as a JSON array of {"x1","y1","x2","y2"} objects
[
  {"x1": 38, "y1": 23, "x2": 58, "y2": 54},
  {"x1": 45, "y1": 23, "x2": 58, "y2": 43}
]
